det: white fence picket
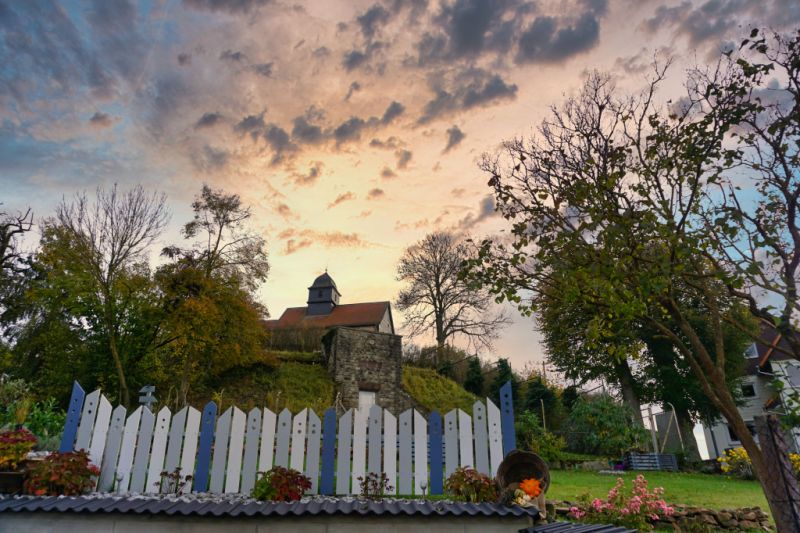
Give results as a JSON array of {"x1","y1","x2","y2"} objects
[
  {"x1": 130, "y1": 407, "x2": 155, "y2": 493},
  {"x1": 163, "y1": 407, "x2": 187, "y2": 481},
  {"x1": 351, "y1": 408, "x2": 367, "y2": 494},
  {"x1": 274, "y1": 409, "x2": 292, "y2": 468},
  {"x1": 398, "y1": 409, "x2": 412, "y2": 495},
  {"x1": 444, "y1": 409, "x2": 458, "y2": 478},
  {"x1": 458, "y1": 409, "x2": 474, "y2": 469},
  {"x1": 384, "y1": 410, "x2": 397, "y2": 495},
  {"x1": 98, "y1": 405, "x2": 126, "y2": 492},
  {"x1": 413, "y1": 410, "x2": 427, "y2": 495},
  {"x1": 487, "y1": 398, "x2": 503, "y2": 477},
  {"x1": 367, "y1": 405, "x2": 382, "y2": 476},
  {"x1": 290, "y1": 408, "x2": 308, "y2": 474},
  {"x1": 146, "y1": 407, "x2": 172, "y2": 493},
  {"x1": 306, "y1": 409, "x2": 321, "y2": 494},
  {"x1": 180, "y1": 407, "x2": 201, "y2": 492},
  {"x1": 473, "y1": 401, "x2": 489, "y2": 476},
  {"x1": 210, "y1": 407, "x2": 232, "y2": 493},
  {"x1": 241, "y1": 408, "x2": 262, "y2": 495},
  {"x1": 259, "y1": 408, "x2": 277, "y2": 472},
  {"x1": 88, "y1": 394, "x2": 112, "y2": 468},
  {"x1": 75, "y1": 389, "x2": 100, "y2": 452},
  {"x1": 225, "y1": 407, "x2": 246, "y2": 493},
  {"x1": 335, "y1": 409, "x2": 353, "y2": 495},
  {"x1": 116, "y1": 407, "x2": 143, "y2": 493}
]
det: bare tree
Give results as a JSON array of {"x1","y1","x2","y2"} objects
[
  {"x1": 55, "y1": 185, "x2": 169, "y2": 405},
  {"x1": 395, "y1": 232, "x2": 510, "y2": 353},
  {"x1": 0, "y1": 205, "x2": 33, "y2": 274}
]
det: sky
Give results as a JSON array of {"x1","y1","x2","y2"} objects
[{"x1": 2, "y1": 0, "x2": 800, "y2": 374}]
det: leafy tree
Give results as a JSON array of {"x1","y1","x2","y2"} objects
[
  {"x1": 490, "y1": 358, "x2": 518, "y2": 408},
  {"x1": 464, "y1": 357, "x2": 484, "y2": 396},
  {"x1": 522, "y1": 374, "x2": 563, "y2": 431},
  {"x1": 395, "y1": 232, "x2": 509, "y2": 354},
  {"x1": 565, "y1": 395, "x2": 649, "y2": 457}
]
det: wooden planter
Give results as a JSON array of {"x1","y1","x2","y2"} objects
[{"x1": 0, "y1": 471, "x2": 24, "y2": 495}]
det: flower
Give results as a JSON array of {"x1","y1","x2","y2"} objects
[{"x1": 520, "y1": 477, "x2": 542, "y2": 498}]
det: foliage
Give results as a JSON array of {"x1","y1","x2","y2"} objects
[
  {"x1": 24, "y1": 450, "x2": 99, "y2": 496},
  {"x1": 565, "y1": 396, "x2": 649, "y2": 457},
  {"x1": 23, "y1": 399, "x2": 65, "y2": 449},
  {"x1": 790, "y1": 453, "x2": 800, "y2": 480},
  {"x1": 444, "y1": 467, "x2": 498, "y2": 503},
  {"x1": 0, "y1": 428, "x2": 36, "y2": 470},
  {"x1": 402, "y1": 366, "x2": 477, "y2": 414},
  {"x1": 464, "y1": 357, "x2": 484, "y2": 396},
  {"x1": 154, "y1": 467, "x2": 193, "y2": 495},
  {"x1": 357, "y1": 472, "x2": 393, "y2": 500},
  {"x1": 568, "y1": 475, "x2": 674, "y2": 532},
  {"x1": 717, "y1": 447, "x2": 754, "y2": 480},
  {"x1": 521, "y1": 374, "x2": 565, "y2": 431},
  {"x1": 490, "y1": 358, "x2": 518, "y2": 409},
  {"x1": 251, "y1": 466, "x2": 311, "y2": 502},
  {"x1": 515, "y1": 411, "x2": 565, "y2": 462}
]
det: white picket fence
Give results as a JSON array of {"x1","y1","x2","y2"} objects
[{"x1": 59, "y1": 381, "x2": 516, "y2": 496}]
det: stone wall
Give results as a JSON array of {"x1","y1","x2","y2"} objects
[{"x1": 323, "y1": 327, "x2": 412, "y2": 414}]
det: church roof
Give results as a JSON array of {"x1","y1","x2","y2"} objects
[
  {"x1": 264, "y1": 301, "x2": 391, "y2": 330},
  {"x1": 309, "y1": 272, "x2": 338, "y2": 290}
]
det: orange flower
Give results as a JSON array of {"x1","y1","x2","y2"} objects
[{"x1": 520, "y1": 478, "x2": 542, "y2": 498}]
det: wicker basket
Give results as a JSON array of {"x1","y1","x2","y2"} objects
[{"x1": 495, "y1": 450, "x2": 550, "y2": 493}]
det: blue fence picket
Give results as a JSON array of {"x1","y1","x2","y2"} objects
[
  {"x1": 499, "y1": 381, "x2": 516, "y2": 456},
  {"x1": 320, "y1": 408, "x2": 336, "y2": 495},
  {"x1": 428, "y1": 411, "x2": 443, "y2": 495},
  {"x1": 193, "y1": 401, "x2": 217, "y2": 492},
  {"x1": 59, "y1": 381, "x2": 86, "y2": 453}
]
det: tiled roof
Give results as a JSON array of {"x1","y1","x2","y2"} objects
[
  {"x1": 0, "y1": 495, "x2": 540, "y2": 519},
  {"x1": 264, "y1": 302, "x2": 391, "y2": 330},
  {"x1": 521, "y1": 522, "x2": 636, "y2": 533}
]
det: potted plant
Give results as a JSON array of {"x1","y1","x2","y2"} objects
[{"x1": 0, "y1": 427, "x2": 37, "y2": 494}]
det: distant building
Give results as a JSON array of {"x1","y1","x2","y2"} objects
[{"x1": 703, "y1": 322, "x2": 800, "y2": 458}]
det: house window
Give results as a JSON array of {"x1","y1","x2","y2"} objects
[
  {"x1": 740, "y1": 383, "x2": 756, "y2": 398},
  {"x1": 727, "y1": 425, "x2": 740, "y2": 441},
  {"x1": 318, "y1": 290, "x2": 323, "y2": 297},
  {"x1": 358, "y1": 390, "x2": 376, "y2": 412},
  {"x1": 744, "y1": 342, "x2": 758, "y2": 359}
]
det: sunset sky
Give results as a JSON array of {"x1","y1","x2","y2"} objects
[{"x1": 2, "y1": 0, "x2": 799, "y2": 372}]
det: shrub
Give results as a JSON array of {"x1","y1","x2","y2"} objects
[
  {"x1": 568, "y1": 475, "x2": 675, "y2": 532},
  {"x1": 25, "y1": 399, "x2": 66, "y2": 449},
  {"x1": 515, "y1": 410, "x2": 566, "y2": 462},
  {"x1": 717, "y1": 447, "x2": 754, "y2": 479},
  {"x1": 357, "y1": 472, "x2": 393, "y2": 500},
  {"x1": 564, "y1": 395, "x2": 649, "y2": 457},
  {"x1": 445, "y1": 467, "x2": 498, "y2": 503},
  {"x1": 791, "y1": 453, "x2": 800, "y2": 480},
  {"x1": 154, "y1": 467, "x2": 193, "y2": 495},
  {"x1": 24, "y1": 450, "x2": 100, "y2": 495},
  {"x1": 251, "y1": 466, "x2": 311, "y2": 502},
  {"x1": 0, "y1": 428, "x2": 37, "y2": 470}
]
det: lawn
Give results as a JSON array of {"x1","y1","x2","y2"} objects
[{"x1": 547, "y1": 470, "x2": 769, "y2": 512}]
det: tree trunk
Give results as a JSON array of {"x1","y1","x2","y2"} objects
[
  {"x1": 674, "y1": 408, "x2": 701, "y2": 462},
  {"x1": 613, "y1": 359, "x2": 644, "y2": 426}
]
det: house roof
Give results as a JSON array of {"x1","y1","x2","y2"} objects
[
  {"x1": 309, "y1": 272, "x2": 338, "y2": 291},
  {"x1": 746, "y1": 320, "x2": 799, "y2": 373},
  {"x1": 264, "y1": 301, "x2": 391, "y2": 330}
]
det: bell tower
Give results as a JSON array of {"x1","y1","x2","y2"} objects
[{"x1": 307, "y1": 271, "x2": 341, "y2": 316}]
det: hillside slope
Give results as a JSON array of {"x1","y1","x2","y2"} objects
[{"x1": 402, "y1": 366, "x2": 478, "y2": 413}]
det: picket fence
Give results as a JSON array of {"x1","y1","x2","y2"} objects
[{"x1": 58, "y1": 381, "x2": 516, "y2": 496}]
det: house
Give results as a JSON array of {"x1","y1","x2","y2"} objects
[{"x1": 703, "y1": 321, "x2": 800, "y2": 458}]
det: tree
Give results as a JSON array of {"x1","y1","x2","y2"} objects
[
  {"x1": 395, "y1": 232, "x2": 509, "y2": 353},
  {"x1": 565, "y1": 395, "x2": 649, "y2": 457},
  {"x1": 54, "y1": 185, "x2": 168, "y2": 405},
  {"x1": 464, "y1": 357, "x2": 484, "y2": 396},
  {"x1": 490, "y1": 358, "x2": 517, "y2": 408},
  {"x1": 0, "y1": 206, "x2": 32, "y2": 274},
  {"x1": 522, "y1": 374, "x2": 563, "y2": 431}
]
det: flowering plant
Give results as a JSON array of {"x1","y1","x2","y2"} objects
[
  {"x1": 444, "y1": 467, "x2": 498, "y2": 503},
  {"x1": 251, "y1": 466, "x2": 311, "y2": 502},
  {"x1": 511, "y1": 477, "x2": 543, "y2": 507},
  {"x1": 357, "y1": 472, "x2": 393, "y2": 501},
  {"x1": 0, "y1": 428, "x2": 37, "y2": 470},
  {"x1": 24, "y1": 450, "x2": 100, "y2": 496},
  {"x1": 568, "y1": 475, "x2": 674, "y2": 532},
  {"x1": 717, "y1": 447, "x2": 754, "y2": 479}
]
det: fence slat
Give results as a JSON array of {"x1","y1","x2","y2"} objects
[
  {"x1": 240, "y1": 407, "x2": 262, "y2": 495},
  {"x1": 351, "y1": 408, "x2": 367, "y2": 494},
  {"x1": 499, "y1": 381, "x2": 516, "y2": 456},
  {"x1": 398, "y1": 409, "x2": 412, "y2": 495},
  {"x1": 88, "y1": 394, "x2": 112, "y2": 468},
  {"x1": 98, "y1": 405, "x2": 126, "y2": 492},
  {"x1": 367, "y1": 405, "x2": 382, "y2": 476},
  {"x1": 444, "y1": 409, "x2": 458, "y2": 478},
  {"x1": 209, "y1": 407, "x2": 232, "y2": 494},
  {"x1": 290, "y1": 408, "x2": 308, "y2": 474},
  {"x1": 458, "y1": 409, "x2": 474, "y2": 469},
  {"x1": 59, "y1": 381, "x2": 85, "y2": 452},
  {"x1": 180, "y1": 407, "x2": 201, "y2": 492},
  {"x1": 320, "y1": 408, "x2": 337, "y2": 495},
  {"x1": 116, "y1": 406, "x2": 142, "y2": 493},
  {"x1": 130, "y1": 407, "x2": 155, "y2": 493},
  {"x1": 473, "y1": 401, "x2": 489, "y2": 476},
  {"x1": 306, "y1": 409, "x2": 321, "y2": 494},
  {"x1": 193, "y1": 401, "x2": 217, "y2": 492},
  {"x1": 75, "y1": 389, "x2": 100, "y2": 452},
  {"x1": 487, "y1": 398, "x2": 503, "y2": 477},
  {"x1": 413, "y1": 410, "x2": 427, "y2": 495},
  {"x1": 146, "y1": 407, "x2": 172, "y2": 493},
  {"x1": 163, "y1": 407, "x2": 187, "y2": 483},
  {"x1": 384, "y1": 410, "x2": 397, "y2": 495},
  {"x1": 274, "y1": 408, "x2": 292, "y2": 468},
  {"x1": 259, "y1": 408, "x2": 276, "y2": 472},
  {"x1": 225, "y1": 407, "x2": 246, "y2": 493},
  {"x1": 428, "y1": 411, "x2": 443, "y2": 495},
  {"x1": 335, "y1": 409, "x2": 353, "y2": 495}
]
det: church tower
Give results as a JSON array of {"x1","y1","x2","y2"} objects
[{"x1": 306, "y1": 271, "x2": 341, "y2": 316}]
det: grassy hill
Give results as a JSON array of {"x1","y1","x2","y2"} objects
[{"x1": 402, "y1": 366, "x2": 478, "y2": 413}]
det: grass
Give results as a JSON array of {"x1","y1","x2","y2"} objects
[
  {"x1": 402, "y1": 366, "x2": 479, "y2": 413},
  {"x1": 547, "y1": 470, "x2": 769, "y2": 512},
  {"x1": 272, "y1": 361, "x2": 334, "y2": 413}
]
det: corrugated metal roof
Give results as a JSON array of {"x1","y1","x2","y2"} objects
[
  {"x1": 0, "y1": 495, "x2": 540, "y2": 519},
  {"x1": 520, "y1": 522, "x2": 636, "y2": 533}
]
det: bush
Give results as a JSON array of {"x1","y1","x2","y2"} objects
[
  {"x1": 251, "y1": 466, "x2": 311, "y2": 502},
  {"x1": 717, "y1": 447, "x2": 754, "y2": 479},
  {"x1": 24, "y1": 450, "x2": 100, "y2": 495},
  {"x1": 357, "y1": 472, "x2": 393, "y2": 500},
  {"x1": 445, "y1": 467, "x2": 498, "y2": 503},
  {"x1": 0, "y1": 428, "x2": 37, "y2": 470},
  {"x1": 515, "y1": 410, "x2": 565, "y2": 462},
  {"x1": 568, "y1": 475, "x2": 675, "y2": 532},
  {"x1": 25, "y1": 399, "x2": 66, "y2": 449},
  {"x1": 564, "y1": 395, "x2": 649, "y2": 457}
]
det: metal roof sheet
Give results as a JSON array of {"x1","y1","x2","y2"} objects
[{"x1": 521, "y1": 522, "x2": 637, "y2": 533}]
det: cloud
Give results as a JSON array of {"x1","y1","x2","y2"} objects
[
  {"x1": 451, "y1": 187, "x2": 466, "y2": 198},
  {"x1": 293, "y1": 161, "x2": 323, "y2": 186},
  {"x1": 342, "y1": 41, "x2": 385, "y2": 71},
  {"x1": 367, "y1": 188, "x2": 385, "y2": 200},
  {"x1": 345, "y1": 81, "x2": 361, "y2": 101},
  {"x1": 264, "y1": 124, "x2": 295, "y2": 165},
  {"x1": 195, "y1": 112, "x2": 223, "y2": 129},
  {"x1": 516, "y1": 12, "x2": 601, "y2": 64},
  {"x1": 395, "y1": 149, "x2": 412, "y2": 169},
  {"x1": 280, "y1": 228, "x2": 372, "y2": 255},
  {"x1": 251, "y1": 62, "x2": 273, "y2": 77},
  {"x1": 291, "y1": 115, "x2": 325, "y2": 144},
  {"x1": 443, "y1": 125, "x2": 465, "y2": 152},
  {"x1": 357, "y1": 3, "x2": 391, "y2": 39},
  {"x1": 370, "y1": 136, "x2": 402, "y2": 149},
  {"x1": 275, "y1": 202, "x2": 294, "y2": 219},
  {"x1": 328, "y1": 191, "x2": 356, "y2": 208},
  {"x1": 381, "y1": 101, "x2": 405, "y2": 124},
  {"x1": 220, "y1": 49, "x2": 246, "y2": 62},
  {"x1": 234, "y1": 112, "x2": 267, "y2": 140},
  {"x1": 456, "y1": 194, "x2": 497, "y2": 229},
  {"x1": 381, "y1": 166, "x2": 397, "y2": 178},
  {"x1": 177, "y1": 53, "x2": 191, "y2": 66},
  {"x1": 183, "y1": 0, "x2": 272, "y2": 14},
  {"x1": 418, "y1": 68, "x2": 517, "y2": 123},
  {"x1": 334, "y1": 117, "x2": 367, "y2": 144},
  {"x1": 192, "y1": 144, "x2": 229, "y2": 172},
  {"x1": 89, "y1": 112, "x2": 115, "y2": 128}
]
